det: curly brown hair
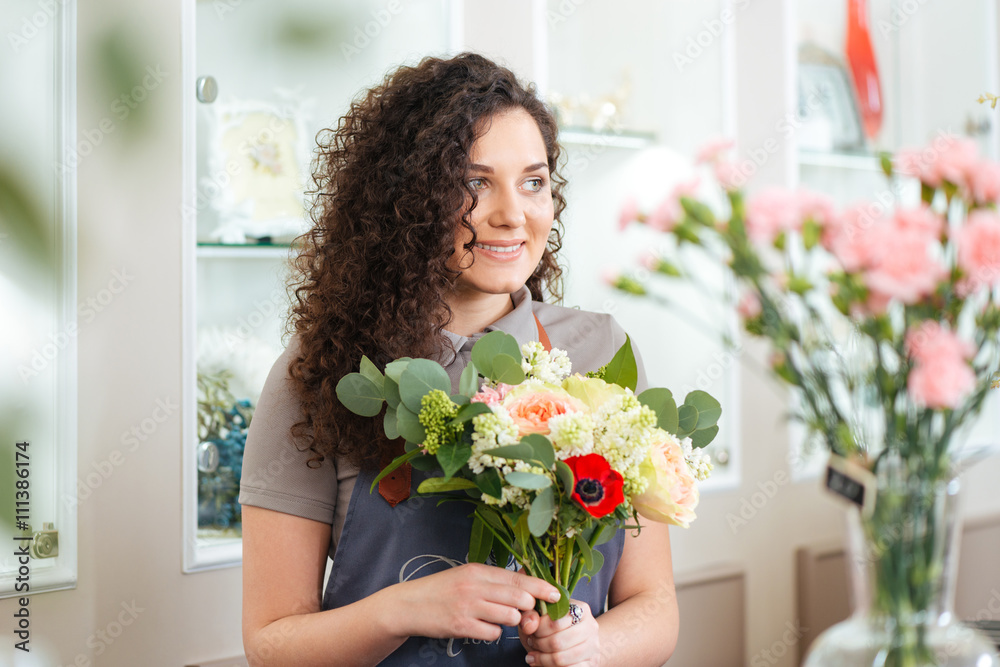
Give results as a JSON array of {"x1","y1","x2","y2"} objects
[{"x1": 284, "y1": 52, "x2": 568, "y2": 470}]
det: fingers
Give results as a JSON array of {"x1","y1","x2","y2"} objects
[
  {"x1": 524, "y1": 600, "x2": 600, "y2": 666},
  {"x1": 519, "y1": 609, "x2": 541, "y2": 636},
  {"x1": 504, "y1": 568, "x2": 561, "y2": 605}
]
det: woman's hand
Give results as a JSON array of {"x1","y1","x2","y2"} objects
[
  {"x1": 518, "y1": 599, "x2": 601, "y2": 666},
  {"x1": 387, "y1": 563, "x2": 562, "y2": 643}
]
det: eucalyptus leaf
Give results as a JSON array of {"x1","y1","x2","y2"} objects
[
  {"x1": 685, "y1": 390, "x2": 721, "y2": 429},
  {"x1": 491, "y1": 354, "x2": 526, "y2": 385},
  {"x1": 521, "y1": 433, "x2": 555, "y2": 470},
  {"x1": 451, "y1": 394, "x2": 470, "y2": 406},
  {"x1": 417, "y1": 476, "x2": 478, "y2": 494},
  {"x1": 690, "y1": 424, "x2": 720, "y2": 448},
  {"x1": 471, "y1": 330, "x2": 523, "y2": 379},
  {"x1": 459, "y1": 361, "x2": 480, "y2": 398},
  {"x1": 335, "y1": 373, "x2": 384, "y2": 417},
  {"x1": 677, "y1": 404, "x2": 699, "y2": 435},
  {"x1": 602, "y1": 336, "x2": 638, "y2": 392},
  {"x1": 383, "y1": 406, "x2": 399, "y2": 440},
  {"x1": 528, "y1": 487, "x2": 555, "y2": 537},
  {"x1": 638, "y1": 388, "x2": 679, "y2": 434},
  {"x1": 359, "y1": 355, "x2": 384, "y2": 393},
  {"x1": 505, "y1": 471, "x2": 552, "y2": 490},
  {"x1": 583, "y1": 548, "x2": 605, "y2": 579},
  {"x1": 383, "y1": 377, "x2": 401, "y2": 409},
  {"x1": 396, "y1": 404, "x2": 427, "y2": 444},
  {"x1": 384, "y1": 357, "x2": 413, "y2": 384},
  {"x1": 555, "y1": 460, "x2": 575, "y2": 498},
  {"x1": 399, "y1": 359, "x2": 452, "y2": 413},
  {"x1": 483, "y1": 443, "x2": 535, "y2": 462}
]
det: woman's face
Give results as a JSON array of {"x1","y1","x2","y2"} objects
[{"x1": 449, "y1": 108, "x2": 555, "y2": 298}]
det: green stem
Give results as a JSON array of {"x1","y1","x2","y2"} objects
[{"x1": 566, "y1": 524, "x2": 606, "y2": 594}]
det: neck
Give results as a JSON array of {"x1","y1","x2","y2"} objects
[{"x1": 443, "y1": 289, "x2": 516, "y2": 337}]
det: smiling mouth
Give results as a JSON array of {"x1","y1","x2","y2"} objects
[{"x1": 474, "y1": 242, "x2": 524, "y2": 254}]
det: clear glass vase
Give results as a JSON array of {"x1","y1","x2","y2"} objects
[{"x1": 804, "y1": 463, "x2": 999, "y2": 667}]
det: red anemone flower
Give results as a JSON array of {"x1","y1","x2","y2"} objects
[{"x1": 565, "y1": 454, "x2": 624, "y2": 519}]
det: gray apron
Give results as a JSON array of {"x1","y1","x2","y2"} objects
[{"x1": 321, "y1": 464, "x2": 626, "y2": 666}]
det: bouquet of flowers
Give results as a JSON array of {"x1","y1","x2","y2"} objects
[
  {"x1": 336, "y1": 332, "x2": 718, "y2": 619},
  {"x1": 615, "y1": 135, "x2": 1000, "y2": 666}
]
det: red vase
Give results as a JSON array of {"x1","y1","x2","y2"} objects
[{"x1": 846, "y1": 0, "x2": 884, "y2": 141}]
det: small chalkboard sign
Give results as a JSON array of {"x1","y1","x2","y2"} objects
[{"x1": 824, "y1": 454, "x2": 876, "y2": 517}]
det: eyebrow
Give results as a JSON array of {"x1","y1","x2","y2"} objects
[{"x1": 468, "y1": 162, "x2": 549, "y2": 174}]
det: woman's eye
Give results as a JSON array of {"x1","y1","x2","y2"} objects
[
  {"x1": 468, "y1": 177, "x2": 487, "y2": 190},
  {"x1": 524, "y1": 177, "x2": 544, "y2": 192}
]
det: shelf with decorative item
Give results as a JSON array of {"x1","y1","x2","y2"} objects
[
  {"x1": 558, "y1": 126, "x2": 656, "y2": 150},
  {"x1": 797, "y1": 149, "x2": 883, "y2": 171},
  {"x1": 196, "y1": 242, "x2": 298, "y2": 260}
]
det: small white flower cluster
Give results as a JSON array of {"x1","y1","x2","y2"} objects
[
  {"x1": 682, "y1": 437, "x2": 714, "y2": 481},
  {"x1": 520, "y1": 341, "x2": 572, "y2": 384},
  {"x1": 547, "y1": 412, "x2": 595, "y2": 458},
  {"x1": 591, "y1": 393, "x2": 659, "y2": 497},
  {"x1": 469, "y1": 410, "x2": 519, "y2": 475}
]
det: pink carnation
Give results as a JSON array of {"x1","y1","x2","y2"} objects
[
  {"x1": 905, "y1": 321, "x2": 975, "y2": 365},
  {"x1": 967, "y1": 160, "x2": 1000, "y2": 204},
  {"x1": 470, "y1": 383, "x2": 514, "y2": 407},
  {"x1": 713, "y1": 159, "x2": 742, "y2": 191},
  {"x1": 737, "y1": 291, "x2": 762, "y2": 319},
  {"x1": 822, "y1": 204, "x2": 884, "y2": 273},
  {"x1": 695, "y1": 137, "x2": 735, "y2": 165},
  {"x1": 618, "y1": 195, "x2": 640, "y2": 231},
  {"x1": 908, "y1": 357, "x2": 976, "y2": 409},
  {"x1": 745, "y1": 188, "x2": 803, "y2": 243},
  {"x1": 895, "y1": 135, "x2": 979, "y2": 189},
  {"x1": 890, "y1": 206, "x2": 944, "y2": 238},
  {"x1": 796, "y1": 190, "x2": 836, "y2": 227},
  {"x1": 647, "y1": 177, "x2": 701, "y2": 232},
  {"x1": 957, "y1": 209, "x2": 1000, "y2": 290},
  {"x1": 863, "y1": 228, "x2": 947, "y2": 307}
]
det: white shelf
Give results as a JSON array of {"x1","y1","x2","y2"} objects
[
  {"x1": 797, "y1": 150, "x2": 884, "y2": 171},
  {"x1": 559, "y1": 126, "x2": 657, "y2": 149},
  {"x1": 196, "y1": 244, "x2": 293, "y2": 259}
]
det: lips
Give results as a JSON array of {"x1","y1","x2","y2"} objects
[
  {"x1": 473, "y1": 241, "x2": 526, "y2": 260},
  {"x1": 474, "y1": 242, "x2": 523, "y2": 253}
]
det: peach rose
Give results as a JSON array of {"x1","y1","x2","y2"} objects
[
  {"x1": 633, "y1": 430, "x2": 699, "y2": 528},
  {"x1": 503, "y1": 390, "x2": 583, "y2": 436}
]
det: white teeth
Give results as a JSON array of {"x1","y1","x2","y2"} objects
[{"x1": 475, "y1": 243, "x2": 521, "y2": 253}]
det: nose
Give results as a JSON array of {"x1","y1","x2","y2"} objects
[{"x1": 487, "y1": 183, "x2": 527, "y2": 229}]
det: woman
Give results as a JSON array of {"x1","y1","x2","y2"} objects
[{"x1": 239, "y1": 52, "x2": 679, "y2": 666}]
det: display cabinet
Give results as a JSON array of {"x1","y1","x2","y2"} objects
[
  {"x1": 181, "y1": 0, "x2": 455, "y2": 571},
  {"x1": 791, "y1": 0, "x2": 1000, "y2": 477},
  {"x1": 0, "y1": 0, "x2": 78, "y2": 596},
  {"x1": 545, "y1": 0, "x2": 741, "y2": 490}
]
